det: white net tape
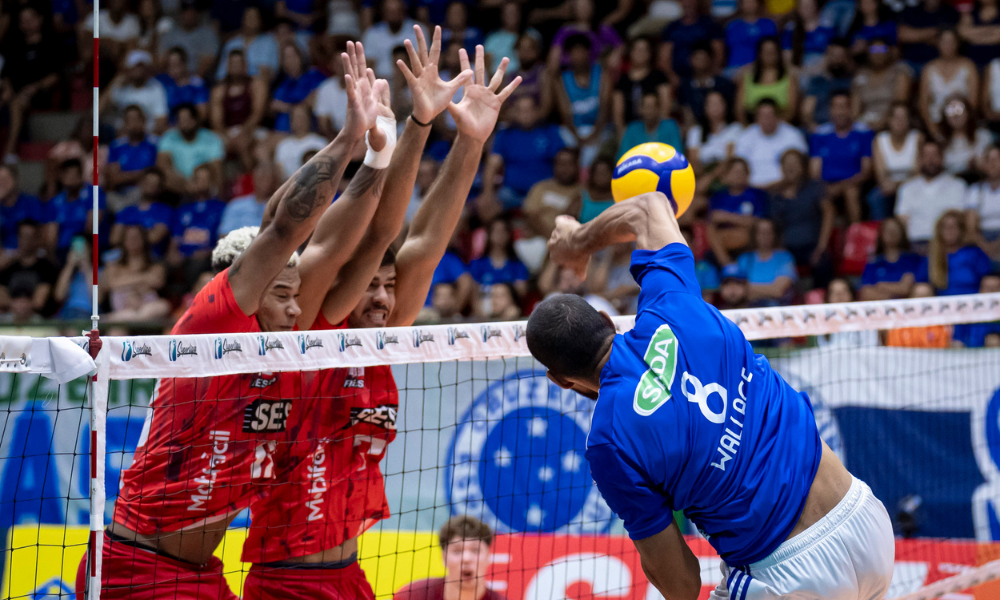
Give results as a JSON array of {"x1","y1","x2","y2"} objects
[{"x1": 895, "y1": 558, "x2": 1000, "y2": 600}]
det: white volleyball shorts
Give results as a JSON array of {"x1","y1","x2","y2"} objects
[{"x1": 709, "y1": 477, "x2": 895, "y2": 600}]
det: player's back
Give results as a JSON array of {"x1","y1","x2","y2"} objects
[
  {"x1": 586, "y1": 244, "x2": 821, "y2": 566},
  {"x1": 115, "y1": 270, "x2": 302, "y2": 534}
]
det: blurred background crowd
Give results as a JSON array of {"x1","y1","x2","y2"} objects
[{"x1": 0, "y1": 0, "x2": 999, "y2": 347}]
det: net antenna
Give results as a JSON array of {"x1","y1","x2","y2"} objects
[{"x1": 85, "y1": 0, "x2": 103, "y2": 596}]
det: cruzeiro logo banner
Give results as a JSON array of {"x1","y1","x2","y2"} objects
[
  {"x1": 446, "y1": 369, "x2": 613, "y2": 534},
  {"x1": 633, "y1": 325, "x2": 678, "y2": 416}
]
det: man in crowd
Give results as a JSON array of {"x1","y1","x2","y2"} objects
[
  {"x1": 100, "y1": 50, "x2": 169, "y2": 135},
  {"x1": 157, "y1": 103, "x2": 224, "y2": 193},
  {"x1": 0, "y1": 220, "x2": 58, "y2": 317},
  {"x1": 113, "y1": 168, "x2": 172, "y2": 249},
  {"x1": 735, "y1": 99, "x2": 808, "y2": 189},
  {"x1": 45, "y1": 160, "x2": 107, "y2": 256},
  {"x1": 809, "y1": 91, "x2": 873, "y2": 222},
  {"x1": 105, "y1": 105, "x2": 160, "y2": 206},
  {"x1": 895, "y1": 140, "x2": 967, "y2": 246},
  {"x1": 158, "y1": 0, "x2": 220, "y2": 79}
]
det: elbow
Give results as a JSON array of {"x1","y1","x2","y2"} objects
[{"x1": 642, "y1": 561, "x2": 700, "y2": 600}]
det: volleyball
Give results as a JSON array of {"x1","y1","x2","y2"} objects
[{"x1": 612, "y1": 142, "x2": 696, "y2": 217}]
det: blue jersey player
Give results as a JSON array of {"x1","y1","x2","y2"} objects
[{"x1": 526, "y1": 192, "x2": 895, "y2": 600}]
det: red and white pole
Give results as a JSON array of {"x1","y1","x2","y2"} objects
[{"x1": 86, "y1": 0, "x2": 104, "y2": 598}]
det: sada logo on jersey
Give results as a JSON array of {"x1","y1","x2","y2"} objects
[
  {"x1": 121, "y1": 341, "x2": 153, "y2": 362},
  {"x1": 214, "y1": 338, "x2": 242, "y2": 359},
  {"x1": 168, "y1": 340, "x2": 198, "y2": 361},
  {"x1": 376, "y1": 331, "x2": 399, "y2": 350},
  {"x1": 257, "y1": 336, "x2": 284, "y2": 356},
  {"x1": 337, "y1": 332, "x2": 363, "y2": 352},
  {"x1": 412, "y1": 330, "x2": 435, "y2": 347},
  {"x1": 481, "y1": 326, "x2": 502, "y2": 343},
  {"x1": 447, "y1": 327, "x2": 470, "y2": 345},
  {"x1": 633, "y1": 325, "x2": 678, "y2": 416},
  {"x1": 297, "y1": 335, "x2": 324, "y2": 354},
  {"x1": 446, "y1": 369, "x2": 613, "y2": 535}
]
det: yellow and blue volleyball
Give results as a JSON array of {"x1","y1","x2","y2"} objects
[{"x1": 612, "y1": 143, "x2": 695, "y2": 217}]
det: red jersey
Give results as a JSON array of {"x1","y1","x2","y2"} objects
[
  {"x1": 242, "y1": 313, "x2": 397, "y2": 563},
  {"x1": 114, "y1": 270, "x2": 307, "y2": 535}
]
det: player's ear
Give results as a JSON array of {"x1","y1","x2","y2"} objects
[
  {"x1": 546, "y1": 371, "x2": 574, "y2": 390},
  {"x1": 599, "y1": 311, "x2": 615, "y2": 330}
]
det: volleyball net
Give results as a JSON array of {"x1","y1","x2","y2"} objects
[{"x1": 2, "y1": 293, "x2": 1000, "y2": 600}]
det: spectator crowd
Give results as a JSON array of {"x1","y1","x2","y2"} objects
[{"x1": 0, "y1": 0, "x2": 998, "y2": 347}]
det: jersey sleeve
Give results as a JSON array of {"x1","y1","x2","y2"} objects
[
  {"x1": 172, "y1": 268, "x2": 255, "y2": 334},
  {"x1": 629, "y1": 243, "x2": 702, "y2": 309},
  {"x1": 586, "y1": 443, "x2": 675, "y2": 540}
]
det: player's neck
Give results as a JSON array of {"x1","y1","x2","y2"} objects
[{"x1": 443, "y1": 579, "x2": 486, "y2": 600}]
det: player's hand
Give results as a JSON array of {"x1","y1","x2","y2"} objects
[
  {"x1": 342, "y1": 41, "x2": 387, "y2": 142},
  {"x1": 447, "y1": 46, "x2": 521, "y2": 143},
  {"x1": 397, "y1": 25, "x2": 472, "y2": 125},
  {"x1": 548, "y1": 215, "x2": 588, "y2": 280}
]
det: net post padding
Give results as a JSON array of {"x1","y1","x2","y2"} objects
[{"x1": 97, "y1": 293, "x2": 1000, "y2": 380}]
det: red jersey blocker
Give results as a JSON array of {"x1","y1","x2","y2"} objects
[
  {"x1": 241, "y1": 313, "x2": 397, "y2": 600},
  {"x1": 76, "y1": 270, "x2": 308, "y2": 600}
]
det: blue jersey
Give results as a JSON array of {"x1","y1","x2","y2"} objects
[
  {"x1": 562, "y1": 65, "x2": 602, "y2": 130},
  {"x1": 108, "y1": 136, "x2": 159, "y2": 175},
  {"x1": 861, "y1": 253, "x2": 927, "y2": 286},
  {"x1": 585, "y1": 244, "x2": 821, "y2": 565},
  {"x1": 809, "y1": 123, "x2": 873, "y2": 182},
  {"x1": 1, "y1": 193, "x2": 46, "y2": 249}
]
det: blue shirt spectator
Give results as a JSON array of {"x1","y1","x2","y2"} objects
[
  {"x1": 48, "y1": 186, "x2": 107, "y2": 252},
  {"x1": 272, "y1": 64, "x2": 326, "y2": 132},
  {"x1": 737, "y1": 219, "x2": 797, "y2": 305},
  {"x1": 898, "y1": 0, "x2": 959, "y2": 66},
  {"x1": 219, "y1": 193, "x2": 269, "y2": 236},
  {"x1": 0, "y1": 173, "x2": 45, "y2": 250},
  {"x1": 782, "y1": 22, "x2": 836, "y2": 67},
  {"x1": 919, "y1": 245, "x2": 993, "y2": 296},
  {"x1": 425, "y1": 250, "x2": 469, "y2": 305},
  {"x1": 953, "y1": 321, "x2": 1000, "y2": 347},
  {"x1": 725, "y1": 16, "x2": 777, "y2": 70},
  {"x1": 851, "y1": 21, "x2": 896, "y2": 46},
  {"x1": 173, "y1": 198, "x2": 225, "y2": 257},
  {"x1": 738, "y1": 248, "x2": 797, "y2": 284},
  {"x1": 157, "y1": 47, "x2": 210, "y2": 121},
  {"x1": 108, "y1": 135, "x2": 158, "y2": 177},
  {"x1": 710, "y1": 187, "x2": 769, "y2": 218},
  {"x1": 809, "y1": 122, "x2": 874, "y2": 182},
  {"x1": 117, "y1": 202, "x2": 174, "y2": 233},
  {"x1": 618, "y1": 119, "x2": 685, "y2": 159},
  {"x1": 861, "y1": 253, "x2": 927, "y2": 286},
  {"x1": 662, "y1": 13, "x2": 725, "y2": 78},
  {"x1": 469, "y1": 256, "x2": 530, "y2": 286},
  {"x1": 489, "y1": 96, "x2": 566, "y2": 208}
]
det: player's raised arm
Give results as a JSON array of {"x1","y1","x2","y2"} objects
[
  {"x1": 307, "y1": 25, "x2": 474, "y2": 328},
  {"x1": 547, "y1": 192, "x2": 687, "y2": 279},
  {"x1": 228, "y1": 48, "x2": 385, "y2": 316},
  {"x1": 293, "y1": 42, "x2": 399, "y2": 329},
  {"x1": 389, "y1": 48, "x2": 521, "y2": 327}
]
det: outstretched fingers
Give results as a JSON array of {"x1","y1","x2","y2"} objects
[
  {"x1": 449, "y1": 69, "x2": 474, "y2": 94},
  {"x1": 401, "y1": 39, "x2": 422, "y2": 78},
  {"x1": 474, "y1": 44, "x2": 485, "y2": 86},
  {"x1": 429, "y1": 25, "x2": 442, "y2": 64},
  {"x1": 353, "y1": 41, "x2": 368, "y2": 79},
  {"x1": 458, "y1": 48, "x2": 471, "y2": 78},
  {"x1": 343, "y1": 72, "x2": 357, "y2": 105},
  {"x1": 488, "y1": 57, "x2": 509, "y2": 92},
  {"x1": 497, "y1": 75, "x2": 522, "y2": 103},
  {"x1": 414, "y1": 24, "x2": 429, "y2": 63}
]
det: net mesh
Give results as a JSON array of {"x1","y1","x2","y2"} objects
[{"x1": 1, "y1": 293, "x2": 1000, "y2": 600}]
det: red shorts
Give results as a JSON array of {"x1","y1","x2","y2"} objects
[
  {"x1": 242, "y1": 560, "x2": 376, "y2": 600},
  {"x1": 75, "y1": 536, "x2": 239, "y2": 600}
]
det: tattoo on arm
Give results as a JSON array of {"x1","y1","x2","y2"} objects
[
  {"x1": 283, "y1": 157, "x2": 338, "y2": 222},
  {"x1": 346, "y1": 165, "x2": 388, "y2": 199}
]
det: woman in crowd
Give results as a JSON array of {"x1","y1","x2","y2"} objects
[
  {"x1": 53, "y1": 236, "x2": 102, "y2": 321},
  {"x1": 215, "y1": 6, "x2": 277, "y2": 81},
  {"x1": 782, "y1": 0, "x2": 834, "y2": 74},
  {"x1": 211, "y1": 49, "x2": 268, "y2": 171},
  {"x1": 852, "y1": 39, "x2": 911, "y2": 131},
  {"x1": 486, "y1": 282, "x2": 523, "y2": 321},
  {"x1": 870, "y1": 102, "x2": 922, "y2": 220},
  {"x1": 686, "y1": 90, "x2": 742, "y2": 188},
  {"x1": 737, "y1": 218, "x2": 798, "y2": 306},
  {"x1": 612, "y1": 37, "x2": 670, "y2": 134},
  {"x1": 737, "y1": 36, "x2": 798, "y2": 123},
  {"x1": 939, "y1": 96, "x2": 992, "y2": 178},
  {"x1": 926, "y1": 209, "x2": 993, "y2": 296},
  {"x1": 485, "y1": 1, "x2": 529, "y2": 72},
  {"x1": 966, "y1": 144, "x2": 1000, "y2": 256},
  {"x1": 578, "y1": 156, "x2": 616, "y2": 223},
  {"x1": 919, "y1": 29, "x2": 979, "y2": 140},
  {"x1": 104, "y1": 225, "x2": 171, "y2": 323},
  {"x1": 860, "y1": 216, "x2": 926, "y2": 300},
  {"x1": 548, "y1": 0, "x2": 623, "y2": 71},
  {"x1": 769, "y1": 149, "x2": 834, "y2": 284},
  {"x1": 958, "y1": 0, "x2": 1000, "y2": 69},
  {"x1": 506, "y1": 32, "x2": 553, "y2": 120},
  {"x1": 725, "y1": 0, "x2": 777, "y2": 77},
  {"x1": 469, "y1": 219, "x2": 530, "y2": 314},
  {"x1": 136, "y1": 0, "x2": 172, "y2": 57},
  {"x1": 848, "y1": 0, "x2": 896, "y2": 56},
  {"x1": 818, "y1": 278, "x2": 880, "y2": 347},
  {"x1": 270, "y1": 42, "x2": 325, "y2": 133}
]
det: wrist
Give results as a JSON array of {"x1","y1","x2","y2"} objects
[{"x1": 409, "y1": 112, "x2": 433, "y2": 127}]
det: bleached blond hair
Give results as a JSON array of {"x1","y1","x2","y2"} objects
[{"x1": 211, "y1": 226, "x2": 300, "y2": 272}]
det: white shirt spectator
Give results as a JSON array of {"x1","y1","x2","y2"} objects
[
  {"x1": 84, "y1": 10, "x2": 141, "y2": 42},
  {"x1": 111, "y1": 79, "x2": 168, "y2": 133},
  {"x1": 965, "y1": 180, "x2": 1000, "y2": 233},
  {"x1": 361, "y1": 18, "x2": 419, "y2": 78},
  {"x1": 686, "y1": 123, "x2": 743, "y2": 166},
  {"x1": 895, "y1": 172, "x2": 967, "y2": 241},
  {"x1": 943, "y1": 128, "x2": 992, "y2": 175},
  {"x1": 275, "y1": 133, "x2": 328, "y2": 180},
  {"x1": 734, "y1": 122, "x2": 808, "y2": 187},
  {"x1": 314, "y1": 77, "x2": 349, "y2": 131}
]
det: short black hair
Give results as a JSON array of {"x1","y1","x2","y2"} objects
[
  {"x1": 123, "y1": 104, "x2": 146, "y2": 120},
  {"x1": 173, "y1": 102, "x2": 199, "y2": 122},
  {"x1": 526, "y1": 294, "x2": 615, "y2": 379},
  {"x1": 830, "y1": 90, "x2": 851, "y2": 103},
  {"x1": 167, "y1": 45, "x2": 188, "y2": 63},
  {"x1": 381, "y1": 246, "x2": 397, "y2": 268},
  {"x1": 60, "y1": 158, "x2": 83, "y2": 173},
  {"x1": 690, "y1": 39, "x2": 713, "y2": 56},
  {"x1": 564, "y1": 33, "x2": 592, "y2": 53}
]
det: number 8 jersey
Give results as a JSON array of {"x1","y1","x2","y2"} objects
[{"x1": 585, "y1": 244, "x2": 822, "y2": 567}]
